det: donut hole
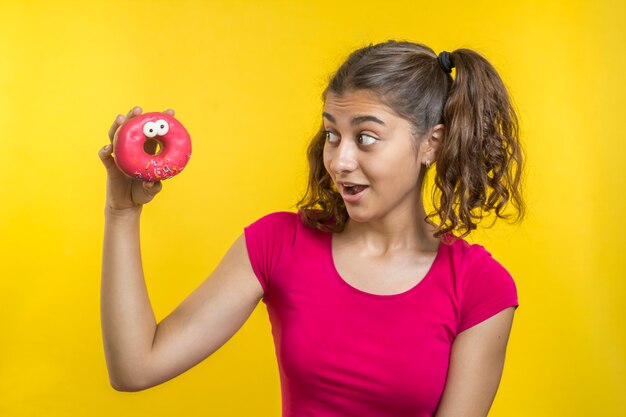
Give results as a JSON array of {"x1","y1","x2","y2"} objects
[{"x1": 143, "y1": 139, "x2": 163, "y2": 156}]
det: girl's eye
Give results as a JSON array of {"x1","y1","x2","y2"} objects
[
  {"x1": 324, "y1": 130, "x2": 339, "y2": 143},
  {"x1": 358, "y1": 134, "x2": 377, "y2": 146}
]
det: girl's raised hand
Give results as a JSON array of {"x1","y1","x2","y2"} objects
[{"x1": 98, "y1": 106, "x2": 175, "y2": 212}]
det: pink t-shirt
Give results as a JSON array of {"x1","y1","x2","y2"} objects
[{"x1": 244, "y1": 211, "x2": 519, "y2": 417}]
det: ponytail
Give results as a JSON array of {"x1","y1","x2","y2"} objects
[{"x1": 426, "y1": 48, "x2": 526, "y2": 241}]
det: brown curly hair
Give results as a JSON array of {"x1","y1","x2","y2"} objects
[{"x1": 296, "y1": 40, "x2": 525, "y2": 242}]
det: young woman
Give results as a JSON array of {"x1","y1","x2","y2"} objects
[{"x1": 99, "y1": 40, "x2": 525, "y2": 417}]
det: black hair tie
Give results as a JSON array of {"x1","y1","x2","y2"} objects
[{"x1": 437, "y1": 51, "x2": 454, "y2": 74}]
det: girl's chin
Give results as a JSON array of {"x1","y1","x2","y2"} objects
[{"x1": 345, "y1": 208, "x2": 374, "y2": 223}]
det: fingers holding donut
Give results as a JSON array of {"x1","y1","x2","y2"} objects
[
  {"x1": 100, "y1": 107, "x2": 152, "y2": 211},
  {"x1": 100, "y1": 105, "x2": 189, "y2": 210}
]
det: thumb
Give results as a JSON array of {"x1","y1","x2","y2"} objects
[{"x1": 143, "y1": 181, "x2": 162, "y2": 195}]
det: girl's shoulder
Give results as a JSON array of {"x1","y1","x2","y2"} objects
[
  {"x1": 245, "y1": 210, "x2": 324, "y2": 242},
  {"x1": 441, "y1": 234, "x2": 511, "y2": 278},
  {"x1": 249, "y1": 211, "x2": 298, "y2": 227},
  {"x1": 443, "y1": 233, "x2": 492, "y2": 257}
]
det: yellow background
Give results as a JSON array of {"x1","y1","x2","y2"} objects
[{"x1": 0, "y1": 0, "x2": 624, "y2": 416}]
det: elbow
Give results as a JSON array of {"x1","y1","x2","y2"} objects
[
  {"x1": 105, "y1": 357, "x2": 153, "y2": 392},
  {"x1": 108, "y1": 371, "x2": 151, "y2": 392},
  {"x1": 110, "y1": 377, "x2": 148, "y2": 392}
]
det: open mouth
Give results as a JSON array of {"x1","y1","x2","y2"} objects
[
  {"x1": 343, "y1": 184, "x2": 368, "y2": 195},
  {"x1": 339, "y1": 182, "x2": 369, "y2": 202}
]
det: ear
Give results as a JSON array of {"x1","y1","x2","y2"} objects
[{"x1": 419, "y1": 123, "x2": 445, "y2": 164}]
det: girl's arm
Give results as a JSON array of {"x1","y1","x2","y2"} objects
[
  {"x1": 434, "y1": 307, "x2": 516, "y2": 417},
  {"x1": 100, "y1": 108, "x2": 264, "y2": 391},
  {"x1": 101, "y1": 210, "x2": 263, "y2": 391}
]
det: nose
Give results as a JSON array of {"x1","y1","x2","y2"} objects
[{"x1": 329, "y1": 138, "x2": 358, "y2": 174}]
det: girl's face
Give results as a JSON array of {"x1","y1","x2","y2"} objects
[{"x1": 322, "y1": 89, "x2": 428, "y2": 224}]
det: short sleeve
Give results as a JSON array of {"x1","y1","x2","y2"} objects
[
  {"x1": 458, "y1": 247, "x2": 519, "y2": 333},
  {"x1": 243, "y1": 211, "x2": 297, "y2": 300}
]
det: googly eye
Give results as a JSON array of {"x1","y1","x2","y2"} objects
[
  {"x1": 143, "y1": 121, "x2": 158, "y2": 138},
  {"x1": 155, "y1": 119, "x2": 169, "y2": 136}
]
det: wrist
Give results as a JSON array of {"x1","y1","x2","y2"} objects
[{"x1": 104, "y1": 205, "x2": 143, "y2": 220}]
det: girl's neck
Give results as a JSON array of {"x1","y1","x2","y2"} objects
[{"x1": 340, "y1": 201, "x2": 440, "y2": 255}]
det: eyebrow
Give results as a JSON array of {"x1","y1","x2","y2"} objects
[{"x1": 322, "y1": 112, "x2": 386, "y2": 126}]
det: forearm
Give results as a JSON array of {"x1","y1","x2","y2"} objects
[{"x1": 100, "y1": 206, "x2": 157, "y2": 390}]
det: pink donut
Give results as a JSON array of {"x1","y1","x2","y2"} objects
[{"x1": 114, "y1": 112, "x2": 191, "y2": 181}]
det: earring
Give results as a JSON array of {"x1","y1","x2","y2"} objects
[{"x1": 425, "y1": 160, "x2": 431, "y2": 168}]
